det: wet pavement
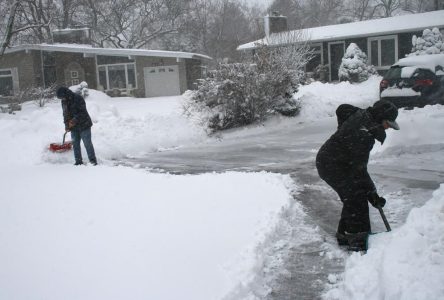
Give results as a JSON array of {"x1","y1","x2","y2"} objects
[{"x1": 119, "y1": 118, "x2": 444, "y2": 299}]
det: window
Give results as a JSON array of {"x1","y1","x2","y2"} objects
[
  {"x1": 306, "y1": 43, "x2": 323, "y2": 72},
  {"x1": 97, "y1": 63, "x2": 137, "y2": 91},
  {"x1": 368, "y1": 35, "x2": 398, "y2": 69},
  {"x1": 0, "y1": 69, "x2": 13, "y2": 96},
  {"x1": 42, "y1": 51, "x2": 57, "y2": 87},
  {"x1": 71, "y1": 71, "x2": 79, "y2": 78},
  {"x1": 72, "y1": 79, "x2": 80, "y2": 85}
]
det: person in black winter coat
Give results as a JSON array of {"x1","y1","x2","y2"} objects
[
  {"x1": 316, "y1": 100, "x2": 399, "y2": 251},
  {"x1": 56, "y1": 86, "x2": 97, "y2": 165}
]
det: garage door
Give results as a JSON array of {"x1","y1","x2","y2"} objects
[{"x1": 144, "y1": 65, "x2": 181, "y2": 97}]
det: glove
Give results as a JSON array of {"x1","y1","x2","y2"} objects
[
  {"x1": 68, "y1": 119, "x2": 76, "y2": 129},
  {"x1": 368, "y1": 192, "x2": 386, "y2": 208}
]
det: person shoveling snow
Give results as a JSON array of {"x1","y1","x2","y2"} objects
[
  {"x1": 316, "y1": 100, "x2": 400, "y2": 252},
  {"x1": 56, "y1": 86, "x2": 98, "y2": 166}
]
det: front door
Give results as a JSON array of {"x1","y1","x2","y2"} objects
[{"x1": 328, "y1": 42, "x2": 345, "y2": 81}]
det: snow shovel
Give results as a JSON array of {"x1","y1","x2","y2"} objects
[
  {"x1": 377, "y1": 206, "x2": 391, "y2": 232},
  {"x1": 49, "y1": 132, "x2": 72, "y2": 153}
]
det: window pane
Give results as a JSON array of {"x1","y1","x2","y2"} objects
[
  {"x1": 108, "y1": 65, "x2": 126, "y2": 89},
  {"x1": 97, "y1": 55, "x2": 134, "y2": 65},
  {"x1": 98, "y1": 66, "x2": 107, "y2": 90},
  {"x1": 0, "y1": 76, "x2": 13, "y2": 96},
  {"x1": 381, "y1": 39, "x2": 395, "y2": 66},
  {"x1": 0, "y1": 70, "x2": 12, "y2": 76},
  {"x1": 43, "y1": 51, "x2": 56, "y2": 66},
  {"x1": 127, "y1": 64, "x2": 136, "y2": 88},
  {"x1": 44, "y1": 66, "x2": 57, "y2": 87},
  {"x1": 371, "y1": 40, "x2": 379, "y2": 66},
  {"x1": 306, "y1": 53, "x2": 322, "y2": 72}
]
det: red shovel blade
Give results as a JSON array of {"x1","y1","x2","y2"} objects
[{"x1": 49, "y1": 142, "x2": 72, "y2": 152}]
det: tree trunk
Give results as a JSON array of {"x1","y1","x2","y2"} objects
[{"x1": 0, "y1": 1, "x2": 20, "y2": 57}]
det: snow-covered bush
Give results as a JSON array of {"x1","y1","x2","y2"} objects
[
  {"x1": 409, "y1": 27, "x2": 444, "y2": 56},
  {"x1": 185, "y1": 32, "x2": 311, "y2": 132},
  {"x1": 339, "y1": 43, "x2": 377, "y2": 83},
  {"x1": 184, "y1": 63, "x2": 300, "y2": 132}
]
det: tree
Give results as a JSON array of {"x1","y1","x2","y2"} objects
[
  {"x1": 410, "y1": 27, "x2": 444, "y2": 56},
  {"x1": 339, "y1": 43, "x2": 377, "y2": 82},
  {"x1": 1, "y1": 0, "x2": 53, "y2": 57}
]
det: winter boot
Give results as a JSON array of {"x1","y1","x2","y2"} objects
[
  {"x1": 336, "y1": 231, "x2": 349, "y2": 246},
  {"x1": 346, "y1": 232, "x2": 369, "y2": 252},
  {"x1": 90, "y1": 159, "x2": 97, "y2": 166},
  {"x1": 74, "y1": 161, "x2": 83, "y2": 166}
]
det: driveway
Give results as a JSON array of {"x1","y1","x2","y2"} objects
[{"x1": 120, "y1": 117, "x2": 444, "y2": 299}]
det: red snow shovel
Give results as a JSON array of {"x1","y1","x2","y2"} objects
[{"x1": 49, "y1": 132, "x2": 72, "y2": 152}]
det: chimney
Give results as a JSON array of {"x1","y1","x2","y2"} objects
[
  {"x1": 264, "y1": 12, "x2": 288, "y2": 38},
  {"x1": 52, "y1": 28, "x2": 92, "y2": 45}
]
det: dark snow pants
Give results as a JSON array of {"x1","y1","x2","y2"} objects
[{"x1": 316, "y1": 161, "x2": 371, "y2": 235}]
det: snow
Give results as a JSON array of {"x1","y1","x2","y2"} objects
[
  {"x1": 395, "y1": 53, "x2": 444, "y2": 73},
  {"x1": 380, "y1": 87, "x2": 420, "y2": 97},
  {"x1": 0, "y1": 90, "x2": 293, "y2": 300},
  {"x1": 1, "y1": 78, "x2": 444, "y2": 299},
  {"x1": 324, "y1": 185, "x2": 444, "y2": 300},
  {"x1": 4, "y1": 44, "x2": 212, "y2": 60}
]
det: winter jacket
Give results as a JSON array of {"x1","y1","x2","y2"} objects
[
  {"x1": 58, "y1": 87, "x2": 93, "y2": 131},
  {"x1": 316, "y1": 104, "x2": 386, "y2": 195}
]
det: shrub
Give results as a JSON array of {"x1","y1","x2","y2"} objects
[
  {"x1": 339, "y1": 43, "x2": 377, "y2": 83},
  {"x1": 410, "y1": 27, "x2": 444, "y2": 56},
  {"x1": 185, "y1": 31, "x2": 311, "y2": 132}
]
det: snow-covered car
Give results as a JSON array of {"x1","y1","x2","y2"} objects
[{"x1": 379, "y1": 54, "x2": 444, "y2": 108}]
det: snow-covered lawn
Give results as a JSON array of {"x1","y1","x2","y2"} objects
[{"x1": 1, "y1": 77, "x2": 443, "y2": 299}]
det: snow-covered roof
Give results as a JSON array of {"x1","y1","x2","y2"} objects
[
  {"x1": 4, "y1": 43, "x2": 212, "y2": 60},
  {"x1": 238, "y1": 10, "x2": 444, "y2": 50}
]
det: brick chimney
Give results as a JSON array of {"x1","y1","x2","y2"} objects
[
  {"x1": 264, "y1": 12, "x2": 288, "y2": 38},
  {"x1": 52, "y1": 28, "x2": 91, "y2": 45}
]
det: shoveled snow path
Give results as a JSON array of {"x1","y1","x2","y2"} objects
[{"x1": 121, "y1": 116, "x2": 443, "y2": 299}]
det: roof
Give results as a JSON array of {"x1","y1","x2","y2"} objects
[
  {"x1": 238, "y1": 10, "x2": 444, "y2": 50},
  {"x1": 4, "y1": 43, "x2": 212, "y2": 60}
]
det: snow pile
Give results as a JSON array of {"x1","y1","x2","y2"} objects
[
  {"x1": 324, "y1": 184, "x2": 444, "y2": 300},
  {"x1": 339, "y1": 43, "x2": 377, "y2": 83},
  {"x1": 0, "y1": 164, "x2": 294, "y2": 300},
  {"x1": 410, "y1": 27, "x2": 444, "y2": 56},
  {"x1": 373, "y1": 104, "x2": 444, "y2": 155},
  {"x1": 0, "y1": 91, "x2": 296, "y2": 300},
  {"x1": 293, "y1": 75, "x2": 381, "y2": 120},
  {"x1": 0, "y1": 90, "x2": 207, "y2": 165}
]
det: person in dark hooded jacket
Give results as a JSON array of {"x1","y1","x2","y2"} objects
[
  {"x1": 57, "y1": 86, "x2": 97, "y2": 165},
  {"x1": 316, "y1": 100, "x2": 399, "y2": 251}
]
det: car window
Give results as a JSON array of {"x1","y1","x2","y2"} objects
[
  {"x1": 412, "y1": 69, "x2": 435, "y2": 80},
  {"x1": 436, "y1": 65, "x2": 444, "y2": 76},
  {"x1": 384, "y1": 67, "x2": 402, "y2": 79}
]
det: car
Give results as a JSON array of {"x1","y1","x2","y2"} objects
[{"x1": 379, "y1": 54, "x2": 444, "y2": 108}]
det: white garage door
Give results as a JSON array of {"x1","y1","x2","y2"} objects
[{"x1": 144, "y1": 65, "x2": 181, "y2": 97}]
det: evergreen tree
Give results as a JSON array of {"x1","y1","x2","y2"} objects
[{"x1": 338, "y1": 43, "x2": 377, "y2": 82}]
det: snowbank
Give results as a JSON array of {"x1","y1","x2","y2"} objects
[
  {"x1": 0, "y1": 165, "x2": 294, "y2": 300},
  {"x1": 324, "y1": 184, "x2": 444, "y2": 300},
  {"x1": 294, "y1": 76, "x2": 381, "y2": 120},
  {"x1": 0, "y1": 90, "x2": 207, "y2": 166}
]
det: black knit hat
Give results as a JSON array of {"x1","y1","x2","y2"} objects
[
  {"x1": 56, "y1": 86, "x2": 70, "y2": 99},
  {"x1": 369, "y1": 100, "x2": 400, "y2": 130}
]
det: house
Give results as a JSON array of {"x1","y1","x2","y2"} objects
[
  {"x1": 237, "y1": 10, "x2": 444, "y2": 82},
  {"x1": 0, "y1": 28, "x2": 211, "y2": 103}
]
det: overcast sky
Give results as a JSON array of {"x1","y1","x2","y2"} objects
[{"x1": 243, "y1": 0, "x2": 273, "y2": 9}]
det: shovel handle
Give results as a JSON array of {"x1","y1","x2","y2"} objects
[
  {"x1": 63, "y1": 131, "x2": 68, "y2": 144},
  {"x1": 377, "y1": 206, "x2": 391, "y2": 232}
]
